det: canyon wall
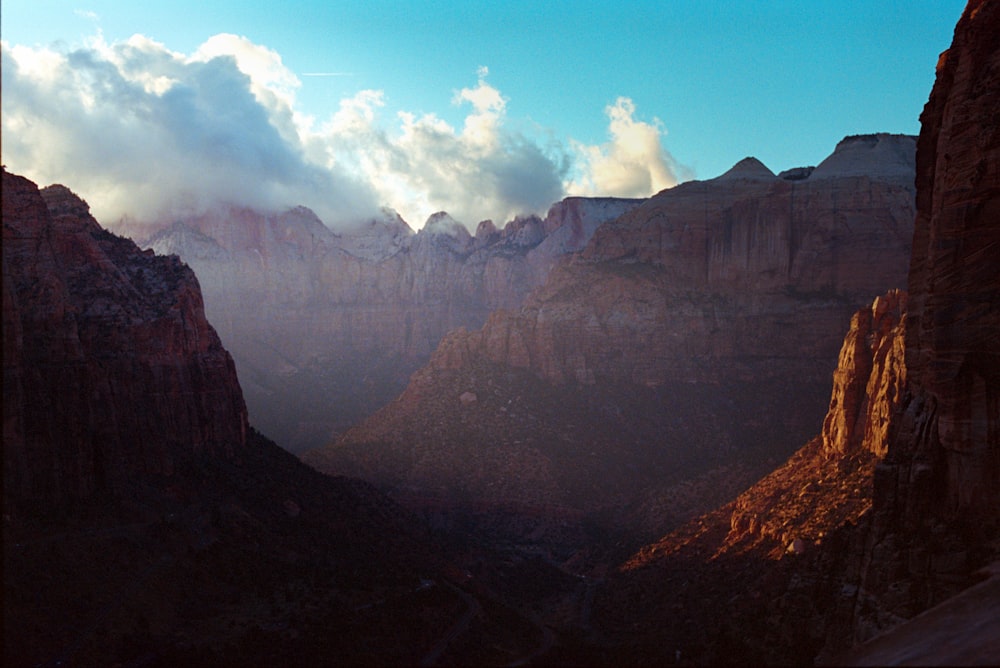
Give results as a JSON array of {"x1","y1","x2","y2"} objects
[
  {"x1": 426, "y1": 134, "x2": 916, "y2": 390},
  {"x1": 594, "y1": 3, "x2": 1000, "y2": 663},
  {"x1": 850, "y1": 0, "x2": 1000, "y2": 646},
  {"x1": 309, "y1": 136, "x2": 918, "y2": 543},
  {"x1": 2, "y1": 169, "x2": 248, "y2": 519},
  {"x1": 118, "y1": 197, "x2": 642, "y2": 451}
]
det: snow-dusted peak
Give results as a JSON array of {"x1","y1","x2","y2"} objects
[
  {"x1": 145, "y1": 221, "x2": 230, "y2": 261},
  {"x1": 501, "y1": 214, "x2": 546, "y2": 248}
]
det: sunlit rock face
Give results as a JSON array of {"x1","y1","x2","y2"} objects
[
  {"x1": 2, "y1": 170, "x2": 248, "y2": 518},
  {"x1": 116, "y1": 196, "x2": 642, "y2": 452},
  {"x1": 850, "y1": 0, "x2": 1000, "y2": 646},
  {"x1": 888, "y1": 0, "x2": 1000, "y2": 514},
  {"x1": 821, "y1": 289, "x2": 908, "y2": 458}
]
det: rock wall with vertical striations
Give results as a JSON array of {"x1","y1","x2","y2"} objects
[
  {"x1": 821, "y1": 289, "x2": 908, "y2": 458},
  {"x1": 424, "y1": 134, "x2": 917, "y2": 390},
  {"x1": 849, "y1": 0, "x2": 1000, "y2": 646},
  {"x1": 2, "y1": 169, "x2": 248, "y2": 519},
  {"x1": 882, "y1": 0, "x2": 1000, "y2": 516}
]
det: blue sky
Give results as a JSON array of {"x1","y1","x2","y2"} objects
[{"x1": 1, "y1": 0, "x2": 965, "y2": 228}]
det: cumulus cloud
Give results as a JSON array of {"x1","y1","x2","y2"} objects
[
  {"x1": 1, "y1": 34, "x2": 376, "y2": 225},
  {"x1": 303, "y1": 66, "x2": 569, "y2": 227},
  {"x1": 567, "y1": 97, "x2": 688, "y2": 198},
  {"x1": 1, "y1": 34, "x2": 685, "y2": 230}
]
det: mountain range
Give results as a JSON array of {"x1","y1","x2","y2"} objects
[{"x1": 114, "y1": 195, "x2": 643, "y2": 453}]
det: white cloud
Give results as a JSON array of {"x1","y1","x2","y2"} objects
[
  {"x1": 1, "y1": 34, "x2": 686, "y2": 231},
  {"x1": 567, "y1": 96, "x2": 688, "y2": 198},
  {"x1": 1, "y1": 34, "x2": 376, "y2": 225}
]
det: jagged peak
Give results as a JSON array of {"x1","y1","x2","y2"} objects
[
  {"x1": 714, "y1": 156, "x2": 777, "y2": 181},
  {"x1": 475, "y1": 219, "x2": 499, "y2": 242}
]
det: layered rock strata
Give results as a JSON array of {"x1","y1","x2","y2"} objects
[
  {"x1": 432, "y1": 134, "x2": 916, "y2": 389},
  {"x1": 118, "y1": 197, "x2": 642, "y2": 451},
  {"x1": 310, "y1": 135, "x2": 918, "y2": 543},
  {"x1": 593, "y1": 2, "x2": 1000, "y2": 663},
  {"x1": 850, "y1": 0, "x2": 1000, "y2": 645},
  {"x1": 2, "y1": 170, "x2": 248, "y2": 518}
]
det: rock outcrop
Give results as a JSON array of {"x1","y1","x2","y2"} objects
[
  {"x1": 116, "y1": 197, "x2": 643, "y2": 452},
  {"x1": 588, "y1": 291, "x2": 910, "y2": 664},
  {"x1": 3, "y1": 169, "x2": 248, "y2": 518},
  {"x1": 821, "y1": 290, "x2": 908, "y2": 458}
]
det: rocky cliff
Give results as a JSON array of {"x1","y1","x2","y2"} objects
[
  {"x1": 307, "y1": 135, "x2": 918, "y2": 547},
  {"x1": 431, "y1": 133, "x2": 916, "y2": 388},
  {"x1": 587, "y1": 2, "x2": 1000, "y2": 664},
  {"x1": 116, "y1": 197, "x2": 643, "y2": 452},
  {"x1": 2, "y1": 169, "x2": 554, "y2": 666},
  {"x1": 849, "y1": 0, "x2": 1000, "y2": 647},
  {"x1": 3, "y1": 169, "x2": 248, "y2": 518}
]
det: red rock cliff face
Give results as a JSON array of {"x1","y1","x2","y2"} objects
[
  {"x1": 2, "y1": 170, "x2": 248, "y2": 518},
  {"x1": 847, "y1": 0, "x2": 1000, "y2": 645},
  {"x1": 888, "y1": 0, "x2": 1000, "y2": 515},
  {"x1": 821, "y1": 290, "x2": 908, "y2": 458},
  {"x1": 591, "y1": 6, "x2": 999, "y2": 662},
  {"x1": 429, "y1": 135, "x2": 916, "y2": 390}
]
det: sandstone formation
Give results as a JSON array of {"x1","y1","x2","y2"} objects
[
  {"x1": 309, "y1": 135, "x2": 918, "y2": 546},
  {"x1": 116, "y1": 197, "x2": 642, "y2": 452},
  {"x1": 584, "y1": 291, "x2": 909, "y2": 664},
  {"x1": 434, "y1": 133, "x2": 916, "y2": 389},
  {"x1": 821, "y1": 289, "x2": 908, "y2": 458},
  {"x1": 849, "y1": 0, "x2": 1000, "y2": 645},
  {"x1": 588, "y1": 2, "x2": 1000, "y2": 664},
  {"x1": 3, "y1": 169, "x2": 248, "y2": 518}
]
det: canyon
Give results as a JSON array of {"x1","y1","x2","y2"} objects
[
  {"x1": 2, "y1": 170, "x2": 563, "y2": 666},
  {"x1": 305, "y1": 132, "x2": 919, "y2": 549},
  {"x1": 114, "y1": 196, "x2": 643, "y2": 453},
  {"x1": 4, "y1": 0, "x2": 997, "y2": 664}
]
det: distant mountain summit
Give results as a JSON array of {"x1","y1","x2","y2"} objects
[
  {"x1": 711, "y1": 133, "x2": 916, "y2": 184},
  {"x1": 714, "y1": 156, "x2": 777, "y2": 180},
  {"x1": 811, "y1": 133, "x2": 917, "y2": 180}
]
